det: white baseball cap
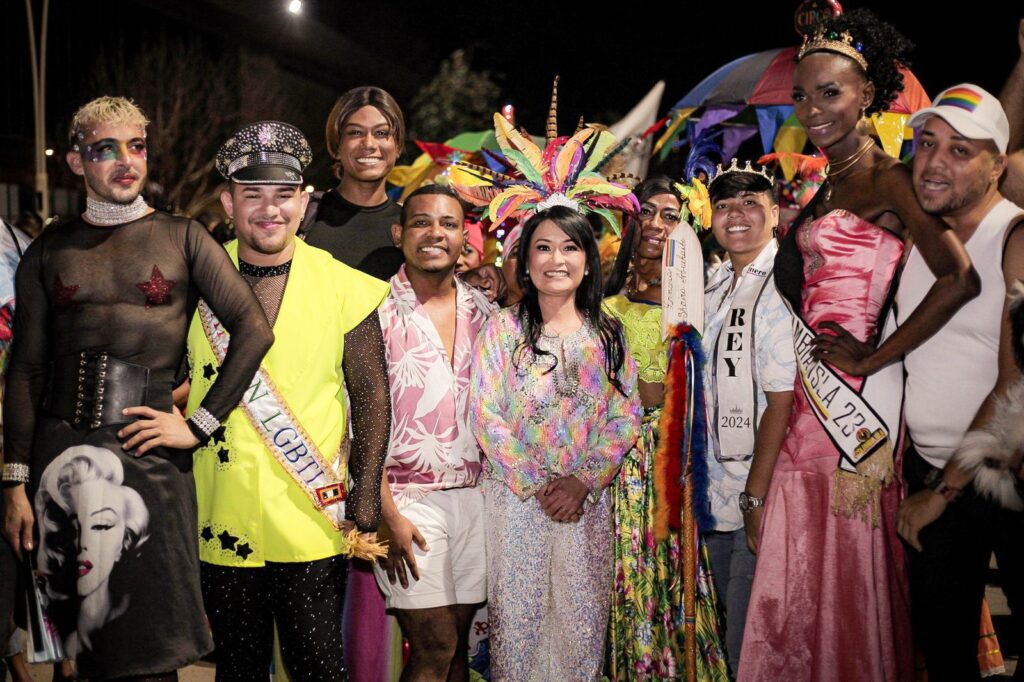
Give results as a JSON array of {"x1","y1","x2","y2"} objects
[{"x1": 908, "y1": 83, "x2": 1009, "y2": 153}]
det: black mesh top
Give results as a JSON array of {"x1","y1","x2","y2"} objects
[
  {"x1": 237, "y1": 256, "x2": 389, "y2": 532},
  {"x1": 3, "y1": 212, "x2": 274, "y2": 468}
]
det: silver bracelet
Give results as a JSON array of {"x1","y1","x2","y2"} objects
[
  {"x1": 188, "y1": 407, "x2": 220, "y2": 438},
  {"x1": 2, "y1": 462, "x2": 30, "y2": 483}
]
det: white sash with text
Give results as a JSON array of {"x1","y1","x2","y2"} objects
[
  {"x1": 788, "y1": 306, "x2": 901, "y2": 475},
  {"x1": 708, "y1": 244, "x2": 775, "y2": 460},
  {"x1": 198, "y1": 300, "x2": 348, "y2": 530}
]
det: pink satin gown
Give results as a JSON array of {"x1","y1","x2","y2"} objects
[{"x1": 738, "y1": 210, "x2": 913, "y2": 682}]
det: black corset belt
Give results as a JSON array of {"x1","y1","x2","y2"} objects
[{"x1": 46, "y1": 352, "x2": 173, "y2": 431}]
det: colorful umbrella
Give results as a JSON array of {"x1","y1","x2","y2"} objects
[{"x1": 656, "y1": 46, "x2": 932, "y2": 175}]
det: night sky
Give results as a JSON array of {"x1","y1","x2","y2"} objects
[{"x1": 2, "y1": 1, "x2": 1022, "y2": 190}]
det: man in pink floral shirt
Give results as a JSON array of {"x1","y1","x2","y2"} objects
[{"x1": 374, "y1": 185, "x2": 493, "y2": 681}]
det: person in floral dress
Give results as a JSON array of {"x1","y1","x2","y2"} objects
[{"x1": 604, "y1": 176, "x2": 730, "y2": 681}]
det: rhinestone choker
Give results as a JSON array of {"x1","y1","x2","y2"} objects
[
  {"x1": 84, "y1": 196, "x2": 150, "y2": 226},
  {"x1": 239, "y1": 260, "x2": 292, "y2": 278}
]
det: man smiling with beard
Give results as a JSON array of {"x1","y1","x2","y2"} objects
[{"x1": 895, "y1": 84, "x2": 1024, "y2": 682}]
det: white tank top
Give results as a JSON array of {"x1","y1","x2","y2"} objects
[{"x1": 898, "y1": 197, "x2": 1023, "y2": 467}]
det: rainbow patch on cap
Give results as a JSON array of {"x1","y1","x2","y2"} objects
[{"x1": 936, "y1": 87, "x2": 983, "y2": 113}]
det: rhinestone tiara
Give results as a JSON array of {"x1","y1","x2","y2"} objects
[
  {"x1": 708, "y1": 159, "x2": 774, "y2": 187},
  {"x1": 797, "y1": 28, "x2": 868, "y2": 71}
]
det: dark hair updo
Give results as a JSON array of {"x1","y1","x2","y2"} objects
[
  {"x1": 636, "y1": 175, "x2": 684, "y2": 206},
  {"x1": 803, "y1": 9, "x2": 915, "y2": 116}
]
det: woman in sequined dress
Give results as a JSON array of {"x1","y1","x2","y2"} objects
[
  {"x1": 604, "y1": 177, "x2": 730, "y2": 681},
  {"x1": 470, "y1": 206, "x2": 642, "y2": 682}
]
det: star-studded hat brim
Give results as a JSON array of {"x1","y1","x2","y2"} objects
[{"x1": 230, "y1": 165, "x2": 303, "y2": 186}]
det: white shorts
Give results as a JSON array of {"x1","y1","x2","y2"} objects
[{"x1": 373, "y1": 486, "x2": 487, "y2": 610}]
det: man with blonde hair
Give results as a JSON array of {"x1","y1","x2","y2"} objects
[
  {"x1": 66, "y1": 96, "x2": 151, "y2": 216},
  {"x1": 0, "y1": 95, "x2": 272, "y2": 680}
]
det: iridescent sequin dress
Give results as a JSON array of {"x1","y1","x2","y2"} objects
[{"x1": 470, "y1": 307, "x2": 642, "y2": 681}]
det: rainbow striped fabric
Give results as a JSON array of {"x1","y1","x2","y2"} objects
[{"x1": 935, "y1": 86, "x2": 983, "y2": 113}]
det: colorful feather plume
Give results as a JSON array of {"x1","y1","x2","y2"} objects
[
  {"x1": 451, "y1": 112, "x2": 639, "y2": 235},
  {"x1": 758, "y1": 152, "x2": 828, "y2": 178},
  {"x1": 683, "y1": 128, "x2": 722, "y2": 185},
  {"x1": 654, "y1": 324, "x2": 713, "y2": 540},
  {"x1": 495, "y1": 114, "x2": 548, "y2": 177}
]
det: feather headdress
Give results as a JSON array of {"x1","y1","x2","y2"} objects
[
  {"x1": 450, "y1": 79, "x2": 639, "y2": 236},
  {"x1": 666, "y1": 128, "x2": 718, "y2": 234},
  {"x1": 683, "y1": 128, "x2": 722, "y2": 187}
]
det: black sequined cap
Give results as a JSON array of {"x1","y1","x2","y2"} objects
[{"x1": 216, "y1": 121, "x2": 312, "y2": 186}]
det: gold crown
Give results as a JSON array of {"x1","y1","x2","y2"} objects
[
  {"x1": 709, "y1": 159, "x2": 773, "y2": 187},
  {"x1": 797, "y1": 28, "x2": 868, "y2": 71}
]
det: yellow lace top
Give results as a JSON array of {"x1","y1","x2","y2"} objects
[{"x1": 604, "y1": 294, "x2": 668, "y2": 385}]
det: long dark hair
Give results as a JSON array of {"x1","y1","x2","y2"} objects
[
  {"x1": 514, "y1": 206, "x2": 628, "y2": 395},
  {"x1": 604, "y1": 176, "x2": 683, "y2": 296}
]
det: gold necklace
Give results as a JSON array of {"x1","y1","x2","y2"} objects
[
  {"x1": 822, "y1": 138, "x2": 875, "y2": 202},
  {"x1": 825, "y1": 138, "x2": 875, "y2": 179}
]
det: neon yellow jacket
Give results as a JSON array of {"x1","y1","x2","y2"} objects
[{"x1": 186, "y1": 239, "x2": 389, "y2": 566}]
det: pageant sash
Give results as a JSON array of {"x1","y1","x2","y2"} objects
[
  {"x1": 198, "y1": 300, "x2": 348, "y2": 530},
  {"x1": 707, "y1": 243, "x2": 776, "y2": 460},
  {"x1": 661, "y1": 221, "x2": 705, "y2": 338},
  {"x1": 786, "y1": 299, "x2": 899, "y2": 479}
]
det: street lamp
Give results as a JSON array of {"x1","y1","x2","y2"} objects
[
  {"x1": 24, "y1": 0, "x2": 50, "y2": 220},
  {"x1": 287, "y1": 0, "x2": 301, "y2": 14}
]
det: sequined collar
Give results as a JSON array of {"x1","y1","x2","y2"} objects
[
  {"x1": 83, "y1": 196, "x2": 149, "y2": 226},
  {"x1": 539, "y1": 320, "x2": 590, "y2": 346},
  {"x1": 239, "y1": 259, "x2": 292, "y2": 278}
]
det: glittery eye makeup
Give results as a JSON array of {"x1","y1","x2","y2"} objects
[{"x1": 81, "y1": 138, "x2": 147, "y2": 163}]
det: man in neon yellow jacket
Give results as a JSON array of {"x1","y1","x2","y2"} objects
[{"x1": 186, "y1": 121, "x2": 391, "y2": 681}]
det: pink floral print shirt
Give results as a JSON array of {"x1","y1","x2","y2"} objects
[{"x1": 379, "y1": 266, "x2": 495, "y2": 509}]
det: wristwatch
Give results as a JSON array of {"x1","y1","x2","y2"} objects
[{"x1": 738, "y1": 492, "x2": 766, "y2": 514}]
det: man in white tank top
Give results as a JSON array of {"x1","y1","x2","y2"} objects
[{"x1": 896, "y1": 84, "x2": 1024, "y2": 682}]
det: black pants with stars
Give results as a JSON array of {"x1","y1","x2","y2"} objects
[{"x1": 200, "y1": 555, "x2": 348, "y2": 682}]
